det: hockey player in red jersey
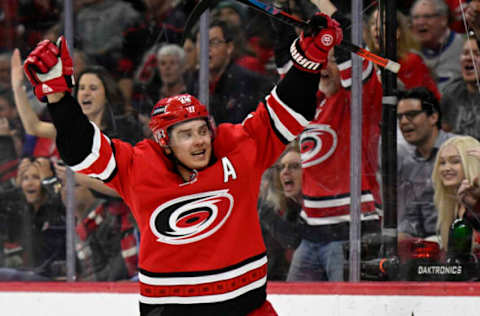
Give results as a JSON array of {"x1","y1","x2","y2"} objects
[
  {"x1": 19, "y1": 12, "x2": 342, "y2": 316},
  {"x1": 271, "y1": 0, "x2": 383, "y2": 281}
]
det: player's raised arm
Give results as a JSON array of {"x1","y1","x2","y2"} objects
[
  {"x1": 22, "y1": 36, "x2": 110, "y2": 176},
  {"x1": 11, "y1": 49, "x2": 58, "y2": 139}
]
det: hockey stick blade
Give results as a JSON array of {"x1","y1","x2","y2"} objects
[{"x1": 234, "y1": 0, "x2": 400, "y2": 74}]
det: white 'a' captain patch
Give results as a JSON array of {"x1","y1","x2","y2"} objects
[{"x1": 221, "y1": 157, "x2": 237, "y2": 183}]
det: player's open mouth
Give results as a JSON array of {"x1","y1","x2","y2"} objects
[{"x1": 192, "y1": 149, "x2": 206, "y2": 156}]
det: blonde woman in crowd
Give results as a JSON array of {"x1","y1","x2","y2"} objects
[
  {"x1": 0, "y1": 157, "x2": 66, "y2": 281},
  {"x1": 432, "y1": 136, "x2": 480, "y2": 254},
  {"x1": 258, "y1": 141, "x2": 302, "y2": 280}
]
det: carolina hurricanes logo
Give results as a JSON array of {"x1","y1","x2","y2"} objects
[
  {"x1": 149, "y1": 190, "x2": 234, "y2": 245},
  {"x1": 177, "y1": 95, "x2": 192, "y2": 104},
  {"x1": 300, "y1": 124, "x2": 337, "y2": 168},
  {"x1": 321, "y1": 34, "x2": 334, "y2": 47}
]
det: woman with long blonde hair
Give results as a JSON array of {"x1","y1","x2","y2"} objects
[
  {"x1": 258, "y1": 141, "x2": 302, "y2": 280},
  {"x1": 432, "y1": 136, "x2": 480, "y2": 250}
]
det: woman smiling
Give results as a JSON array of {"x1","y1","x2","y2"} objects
[{"x1": 432, "y1": 136, "x2": 480, "y2": 252}]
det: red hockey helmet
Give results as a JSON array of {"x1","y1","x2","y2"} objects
[{"x1": 149, "y1": 94, "x2": 215, "y2": 147}]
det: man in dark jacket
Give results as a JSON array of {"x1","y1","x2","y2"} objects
[{"x1": 188, "y1": 20, "x2": 273, "y2": 124}]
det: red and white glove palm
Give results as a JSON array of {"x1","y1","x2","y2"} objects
[
  {"x1": 290, "y1": 13, "x2": 343, "y2": 73},
  {"x1": 23, "y1": 36, "x2": 74, "y2": 102}
]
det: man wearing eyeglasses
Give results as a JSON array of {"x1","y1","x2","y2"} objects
[
  {"x1": 188, "y1": 20, "x2": 272, "y2": 125},
  {"x1": 397, "y1": 87, "x2": 456, "y2": 243},
  {"x1": 410, "y1": 0, "x2": 464, "y2": 93}
]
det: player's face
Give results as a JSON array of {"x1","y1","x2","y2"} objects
[
  {"x1": 397, "y1": 98, "x2": 437, "y2": 147},
  {"x1": 278, "y1": 151, "x2": 302, "y2": 200},
  {"x1": 438, "y1": 144, "x2": 465, "y2": 189},
  {"x1": 21, "y1": 165, "x2": 44, "y2": 205},
  {"x1": 77, "y1": 73, "x2": 107, "y2": 121},
  {"x1": 167, "y1": 119, "x2": 212, "y2": 172},
  {"x1": 460, "y1": 39, "x2": 480, "y2": 84}
]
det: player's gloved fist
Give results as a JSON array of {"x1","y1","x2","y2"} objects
[
  {"x1": 290, "y1": 13, "x2": 343, "y2": 73},
  {"x1": 23, "y1": 36, "x2": 74, "y2": 102}
]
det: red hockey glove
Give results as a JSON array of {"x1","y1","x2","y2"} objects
[
  {"x1": 23, "y1": 36, "x2": 74, "y2": 102},
  {"x1": 290, "y1": 13, "x2": 343, "y2": 73}
]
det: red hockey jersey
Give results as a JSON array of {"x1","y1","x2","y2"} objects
[
  {"x1": 68, "y1": 88, "x2": 308, "y2": 307},
  {"x1": 299, "y1": 59, "x2": 382, "y2": 226}
]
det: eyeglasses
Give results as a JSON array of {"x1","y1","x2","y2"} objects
[
  {"x1": 411, "y1": 13, "x2": 441, "y2": 21},
  {"x1": 275, "y1": 162, "x2": 301, "y2": 172},
  {"x1": 396, "y1": 110, "x2": 426, "y2": 121},
  {"x1": 209, "y1": 39, "x2": 227, "y2": 47}
]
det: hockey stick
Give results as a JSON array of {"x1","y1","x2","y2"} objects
[{"x1": 234, "y1": 0, "x2": 400, "y2": 74}]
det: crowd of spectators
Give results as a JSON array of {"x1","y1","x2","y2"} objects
[{"x1": 2, "y1": 0, "x2": 480, "y2": 283}]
